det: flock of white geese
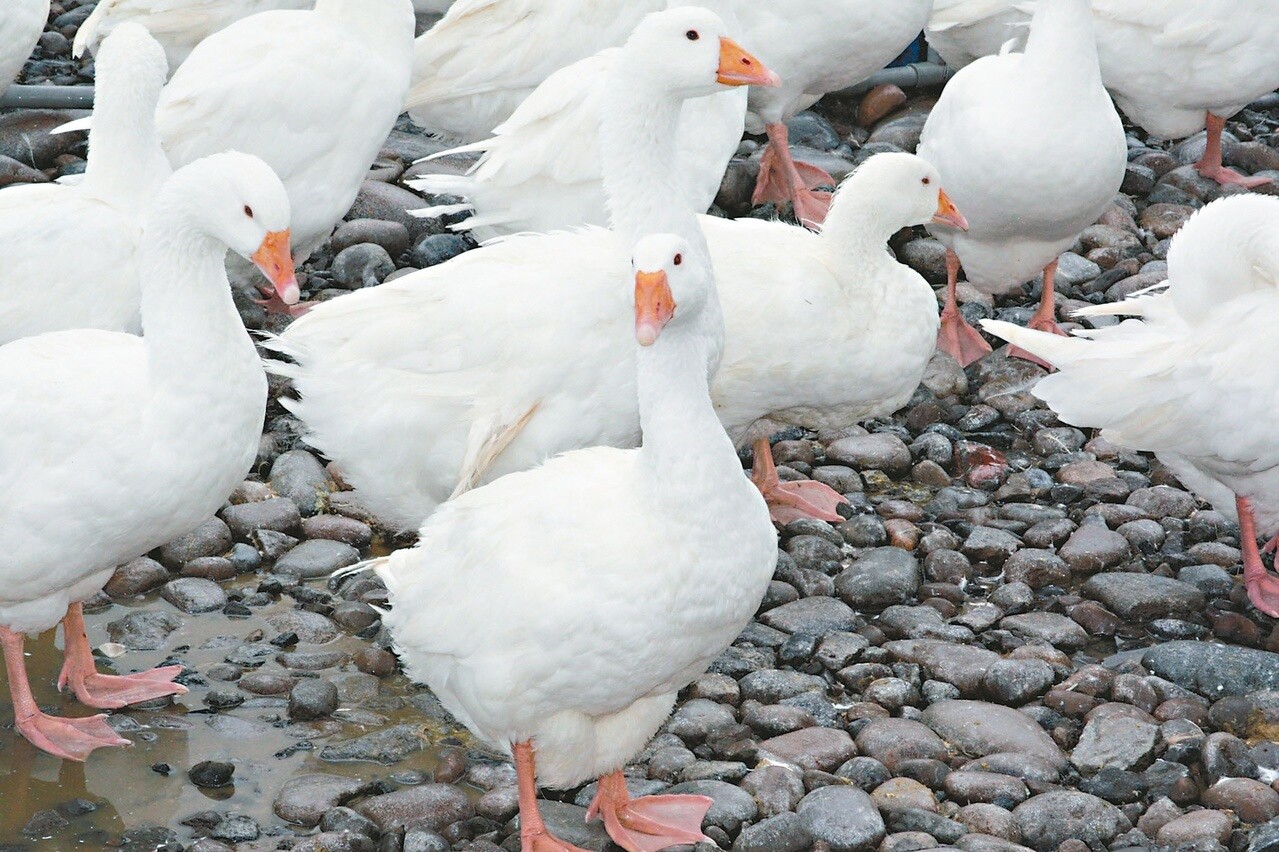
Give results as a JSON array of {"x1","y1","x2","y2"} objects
[{"x1": 1, "y1": 1, "x2": 1279, "y2": 849}]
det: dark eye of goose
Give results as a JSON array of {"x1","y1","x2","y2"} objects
[
  {"x1": 244, "y1": 205, "x2": 254, "y2": 218},
  {"x1": 674, "y1": 253, "x2": 683, "y2": 266},
  {"x1": 686, "y1": 30, "x2": 699, "y2": 41},
  {"x1": 921, "y1": 177, "x2": 931, "y2": 186}
]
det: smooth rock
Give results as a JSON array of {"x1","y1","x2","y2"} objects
[
  {"x1": 921, "y1": 701, "x2": 1066, "y2": 767},
  {"x1": 1081, "y1": 573, "x2": 1204, "y2": 620},
  {"x1": 1011, "y1": 791, "x2": 1129, "y2": 852},
  {"x1": 797, "y1": 785, "x2": 886, "y2": 852}
]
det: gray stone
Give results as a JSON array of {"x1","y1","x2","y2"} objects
[
  {"x1": 835, "y1": 547, "x2": 920, "y2": 609},
  {"x1": 732, "y1": 812, "x2": 812, "y2": 852},
  {"x1": 269, "y1": 450, "x2": 332, "y2": 516},
  {"x1": 759, "y1": 596, "x2": 857, "y2": 637},
  {"x1": 161, "y1": 578, "x2": 227, "y2": 614},
  {"x1": 999, "y1": 613, "x2": 1089, "y2": 651},
  {"x1": 268, "y1": 610, "x2": 339, "y2": 644},
  {"x1": 1143, "y1": 641, "x2": 1279, "y2": 697},
  {"x1": 104, "y1": 558, "x2": 172, "y2": 597},
  {"x1": 1081, "y1": 573, "x2": 1205, "y2": 620},
  {"x1": 1071, "y1": 715, "x2": 1159, "y2": 774},
  {"x1": 797, "y1": 786, "x2": 886, "y2": 852},
  {"x1": 289, "y1": 679, "x2": 339, "y2": 721},
  {"x1": 159, "y1": 518, "x2": 233, "y2": 568},
  {"x1": 961, "y1": 527, "x2": 1022, "y2": 565},
  {"x1": 855, "y1": 718, "x2": 950, "y2": 770},
  {"x1": 885, "y1": 640, "x2": 1000, "y2": 695},
  {"x1": 1058, "y1": 525, "x2": 1130, "y2": 573},
  {"x1": 320, "y1": 724, "x2": 424, "y2": 764},
  {"x1": 1177, "y1": 564, "x2": 1235, "y2": 597},
  {"x1": 982, "y1": 659, "x2": 1055, "y2": 706},
  {"x1": 921, "y1": 701, "x2": 1066, "y2": 767},
  {"x1": 274, "y1": 539, "x2": 361, "y2": 580},
  {"x1": 273, "y1": 773, "x2": 376, "y2": 826},
  {"x1": 1012, "y1": 791, "x2": 1129, "y2": 852},
  {"x1": 827, "y1": 433, "x2": 912, "y2": 476},
  {"x1": 221, "y1": 497, "x2": 302, "y2": 540},
  {"x1": 664, "y1": 780, "x2": 757, "y2": 833},
  {"x1": 355, "y1": 783, "x2": 473, "y2": 832}
]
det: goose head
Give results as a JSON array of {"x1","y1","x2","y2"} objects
[
  {"x1": 178, "y1": 152, "x2": 300, "y2": 306},
  {"x1": 840, "y1": 152, "x2": 968, "y2": 233},
  {"x1": 624, "y1": 7, "x2": 779, "y2": 99},
  {"x1": 633, "y1": 234, "x2": 712, "y2": 346}
]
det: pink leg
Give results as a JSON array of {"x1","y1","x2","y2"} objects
[
  {"x1": 255, "y1": 291, "x2": 313, "y2": 318},
  {"x1": 1007, "y1": 258, "x2": 1065, "y2": 370},
  {"x1": 1237, "y1": 496, "x2": 1279, "y2": 617},
  {"x1": 513, "y1": 742, "x2": 590, "y2": 852},
  {"x1": 935, "y1": 249, "x2": 992, "y2": 367},
  {"x1": 751, "y1": 438, "x2": 846, "y2": 524},
  {"x1": 58, "y1": 603, "x2": 187, "y2": 709},
  {"x1": 586, "y1": 771, "x2": 713, "y2": 852},
  {"x1": 751, "y1": 123, "x2": 833, "y2": 228},
  {"x1": 1, "y1": 624, "x2": 131, "y2": 762},
  {"x1": 1196, "y1": 113, "x2": 1271, "y2": 188}
]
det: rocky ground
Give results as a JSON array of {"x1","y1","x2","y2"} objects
[{"x1": 7, "y1": 3, "x2": 1279, "y2": 852}]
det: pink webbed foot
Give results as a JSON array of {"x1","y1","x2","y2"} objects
[
  {"x1": 59, "y1": 665, "x2": 187, "y2": 710},
  {"x1": 588, "y1": 773, "x2": 712, "y2": 852},
  {"x1": 16, "y1": 710, "x2": 131, "y2": 762},
  {"x1": 750, "y1": 438, "x2": 846, "y2": 524},
  {"x1": 1236, "y1": 495, "x2": 1279, "y2": 617},
  {"x1": 256, "y1": 292, "x2": 313, "y2": 318},
  {"x1": 752, "y1": 123, "x2": 833, "y2": 227},
  {"x1": 1246, "y1": 572, "x2": 1279, "y2": 619},
  {"x1": 937, "y1": 305, "x2": 992, "y2": 368},
  {"x1": 1195, "y1": 163, "x2": 1271, "y2": 189}
]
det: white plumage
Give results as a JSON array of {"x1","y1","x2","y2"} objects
[
  {"x1": 269, "y1": 8, "x2": 770, "y2": 530},
  {"x1": 0, "y1": 24, "x2": 170, "y2": 344},
  {"x1": 405, "y1": 0, "x2": 667, "y2": 142},
  {"x1": 0, "y1": 151, "x2": 295, "y2": 759},
  {"x1": 982, "y1": 194, "x2": 1279, "y2": 615},
  {"x1": 926, "y1": 0, "x2": 1027, "y2": 68},
  {"x1": 0, "y1": 0, "x2": 47, "y2": 96},
  {"x1": 375, "y1": 233, "x2": 777, "y2": 795},
  {"x1": 407, "y1": 46, "x2": 747, "y2": 239},
  {"x1": 918, "y1": 0, "x2": 1125, "y2": 366},
  {"x1": 156, "y1": 0, "x2": 414, "y2": 265}
]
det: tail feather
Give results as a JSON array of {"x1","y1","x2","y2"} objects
[{"x1": 979, "y1": 319, "x2": 1090, "y2": 367}]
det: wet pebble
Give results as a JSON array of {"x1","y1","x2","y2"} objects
[
  {"x1": 289, "y1": 678, "x2": 339, "y2": 721},
  {"x1": 796, "y1": 785, "x2": 885, "y2": 852},
  {"x1": 160, "y1": 578, "x2": 227, "y2": 614},
  {"x1": 275, "y1": 539, "x2": 362, "y2": 579}
]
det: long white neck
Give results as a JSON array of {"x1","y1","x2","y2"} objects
[
  {"x1": 138, "y1": 197, "x2": 262, "y2": 408},
  {"x1": 819, "y1": 187, "x2": 907, "y2": 273},
  {"x1": 1022, "y1": 0, "x2": 1103, "y2": 89},
  {"x1": 636, "y1": 320, "x2": 743, "y2": 492},
  {"x1": 82, "y1": 68, "x2": 169, "y2": 212}
]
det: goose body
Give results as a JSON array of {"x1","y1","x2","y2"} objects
[
  {"x1": 377, "y1": 233, "x2": 776, "y2": 851},
  {"x1": 926, "y1": 0, "x2": 1026, "y2": 68},
  {"x1": 0, "y1": 151, "x2": 298, "y2": 760},
  {"x1": 408, "y1": 46, "x2": 746, "y2": 239},
  {"x1": 982, "y1": 193, "x2": 1279, "y2": 616},
  {"x1": 918, "y1": 0, "x2": 1125, "y2": 366},
  {"x1": 74, "y1": 0, "x2": 312, "y2": 70},
  {"x1": 406, "y1": 0, "x2": 667, "y2": 142},
  {"x1": 270, "y1": 9, "x2": 775, "y2": 530},
  {"x1": 156, "y1": 0, "x2": 414, "y2": 266},
  {"x1": 0, "y1": 0, "x2": 47, "y2": 95},
  {"x1": 0, "y1": 24, "x2": 170, "y2": 345}
]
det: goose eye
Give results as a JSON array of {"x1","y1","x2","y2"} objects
[
  {"x1": 921, "y1": 177, "x2": 931, "y2": 186},
  {"x1": 685, "y1": 30, "x2": 699, "y2": 40},
  {"x1": 244, "y1": 205, "x2": 254, "y2": 218},
  {"x1": 674, "y1": 253, "x2": 683, "y2": 266}
]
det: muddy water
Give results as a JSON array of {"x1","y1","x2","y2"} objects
[{"x1": 0, "y1": 579, "x2": 472, "y2": 849}]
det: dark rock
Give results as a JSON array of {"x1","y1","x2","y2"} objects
[
  {"x1": 269, "y1": 450, "x2": 332, "y2": 516},
  {"x1": 275, "y1": 539, "x2": 361, "y2": 580},
  {"x1": 1143, "y1": 641, "x2": 1279, "y2": 697},
  {"x1": 796, "y1": 785, "x2": 886, "y2": 852},
  {"x1": 273, "y1": 774, "x2": 377, "y2": 826},
  {"x1": 159, "y1": 518, "x2": 233, "y2": 568},
  {"x1": 289, "y1": 678, "x2": 339, "y2": 721},
  {"x1": 1081, "y1": 573, "x2": 1205, "y2": 620},
  {"x1": 1071, "y1": 715, "x2": 1159, "y2": 774},
  {"x1": 835, "y1": 547, "x2": 920, "y2": 608},
  {"x1": 320, "y1": 725, "x2": 424, "y2": 764},
  {"x1": 921, "y1": 701, "x2": 1066, "y2": 767},
  {"x1": 732, "y1": 812, "x2": 812, "y2": 852},
  {"x1": 827, "y1": 433, "x2": 912, "y2": 476},
  {"x1": 1011, "y1": 791, "x2": 1129, "y2": 852},
  {"x1": 221, "y1": 497, "x2": 302, "y2": 540},
  {"x1": 105, "y1": 557, "x2": 172, "y2": 597},
  {"x1": 355, "y1": 784, "x2": 474, "y2": 833},
  {"x1": 160, "y1": 578, "x2": 227, "y2": 614}
]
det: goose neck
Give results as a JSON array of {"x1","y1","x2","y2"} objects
[
  {"x1": 82, "y1": 76, "x2": 169, "y2": 212},
  {"x1": 138, "y1": 205, "x2": 260, "y2": 399},
  {"x1": 1022, "y1": 0, "x2": 1103, "y2": 86}
]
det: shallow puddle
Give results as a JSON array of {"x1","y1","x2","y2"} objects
[{"x1": 0, "y1": 576, "x2": 470, "y2": 849}]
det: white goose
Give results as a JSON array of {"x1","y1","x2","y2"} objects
[
  {"x1": 739, "y1": 0, "x2": 934, "y2": 225},
  {"x1": 917, "y1": 0, "x2": 1125, "y2": 367},
  {"x1": 406, "y1": 0, "x2": 668, "y2": 142},
  {"x1": 707, "y1": 152, "x2": 966, "y2": 522},
  {"x1": 269, "y1": 8, "x2": 776, "y2": 531},
  {"x1": 982, "y1": 193, "x2": 1279, "y2": 617},
  {"x1": 0, "y1": 151, "x2": 297, "y2": 761},
  {"x1": 0, "y1": 0, "x2": 47, "y2": 96},
  {"x1": 73, "y1": 0, "x2": 312, "y2": 71},
  {"x1": 373, "y1": 233, "x2": 778, "y2": 852},
  {"x1": 155, "y1": 0, "x2": 413, "y2": 294},
  {"x1": 923, "y1": 1, "x2": 1279, "y2": 188},
  {"x1": 407, "y1": 36, "x2": 747, "y2": 239},
  {"x1": 0, "y1": 23, "x2": 170, "y2": 345}
]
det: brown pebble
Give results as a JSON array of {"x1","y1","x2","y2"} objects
[
  {"x1": 1169, "y1": 776, "x2": 1201, "y2": 807},
  {"x1": 434, "y1": 745, "x2": 469, "y2": 784},
  {"x1": 1155, "y1": 698, "x2": 1210, "y2": 726},
  {"x1": 885, "y1": 518, "x2": 921, "y2": 551},
  {"x1": 1213, "y1": 611, "x2": 1262, "y2": 646},
  {"x1": 354, "y1": 647, "x2": 397, "y2": 678},
  {"x1": 857, "y1": 83, "x2": 907, "y2": 127},
  {"x1": 1042, "y1": 689, "x2": 1100, "y2": 717}
]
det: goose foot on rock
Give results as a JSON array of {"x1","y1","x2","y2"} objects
[{"x1": 587, "y1": 771, "x2": 713, "y2": 852}]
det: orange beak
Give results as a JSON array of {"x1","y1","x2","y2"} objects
[
  {"x1": 635, "y1": 269, "x2": 676, "y2": 346},
  {"x1": 931, "y1": 189, "x2": 968, "y2": 231},
  {"x1": 251, "y1": 229, "x2": 299, "y2": 305},
  {"x1": 717, "y1": 37, "x2": 780, "y2": 88}
]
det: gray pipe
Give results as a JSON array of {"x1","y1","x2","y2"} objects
[
  {"x1": 836, "y1": 61, "x2": 954, "y2": 98},
  {"x1": 0, "y1": 85, "x2": 95, "y2": 110}
]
